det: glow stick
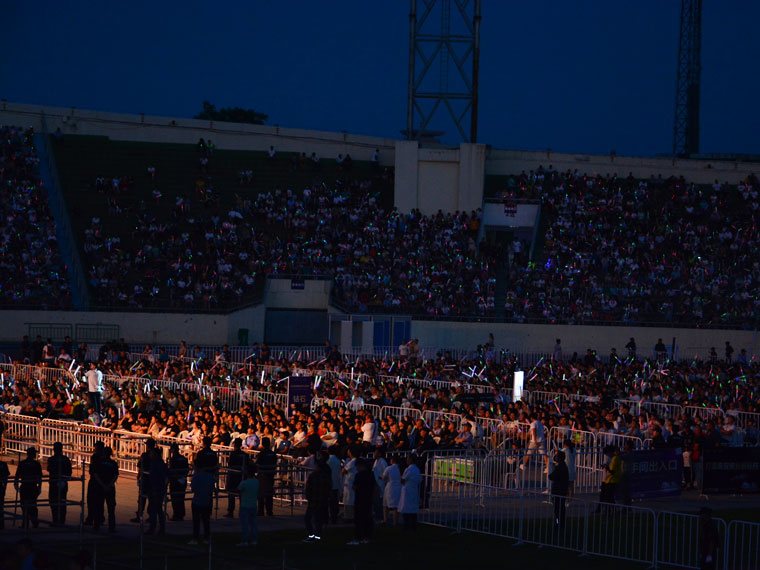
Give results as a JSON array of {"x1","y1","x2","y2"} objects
[
  {"x1": 187, "y1": 404, "x2": 192, "y2": 422},
  {"x1": 69, "y1": 359, "x2": 76, "y2": 371},
  {"x1": 74, "y1": 366, "x2": 81, "y2": 377},
  {"x1": 261, "y1": 370, "x2": 265, "y2": 384}
]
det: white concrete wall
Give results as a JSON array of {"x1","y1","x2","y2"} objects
[
  {"x1": 393, "y1": 141, "x2": 487, "y2": 215},
  {"x1": 394, "y1": 140, "x2": 419, "y2": 213},
  {"x1": 418, "y1": 155, "x2": 459, "y2": 213},
  {"x1": 0, "y1": 101, "x2": 395, "y2": 165},
  {"x1": 0, "y1": 305, "x2": 266, "y2": 346},
  {"x1": 264, "y1": 279, "x2": 331, "y2": 310},
  {"x1": 409, "y1": 320, "x2": 758, "y2": 360},
  {"x1": 486, "y1": 148, "x2": 755, "y2": 185}
]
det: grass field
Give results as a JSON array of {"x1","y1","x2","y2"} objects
[{"x1": 1, "y1": 525, "x2": 655, "y2": 570}]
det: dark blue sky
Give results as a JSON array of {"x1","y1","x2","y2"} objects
[{"x1": 2, "y1": 1, "x2": 757, "y2": 156}]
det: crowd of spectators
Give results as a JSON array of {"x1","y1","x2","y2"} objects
[
  {"x1": 4, "y1": 336, "x2": 759, "y2": 475},
  {"x1": 0, "y1": 126, "x2": 70, "y2": 308},
  {"x1": 78, "y1": 143, "x2": 488, "y2": 313},
  {"x1": 503, "y1": 167, "x2": 760, "y2": 327}
]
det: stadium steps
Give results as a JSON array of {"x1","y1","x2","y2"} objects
[
  {"x1": 529, "y1": 205, "x2": 550, "y2": 263},
  {"x1": 51, "y1": 135, "x2": 393, "y2": 308},
  {"x1": 493, "y1": 261, "x2": 508, "y2": 321}
]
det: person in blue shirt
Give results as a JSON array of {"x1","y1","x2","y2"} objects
[
  {"x1": 189, "y1": 465, "x2": 215, "y2": 545},
  {"x1": 236, "y1": 469, "x2": 260, "y2": 547}
]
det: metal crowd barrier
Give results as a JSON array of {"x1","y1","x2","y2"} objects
[{"x1": 421, "y1": 479, "x2": 751, "y2": 569}]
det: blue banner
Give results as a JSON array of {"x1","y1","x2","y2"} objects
[
  {"x1": 287, "y1": 376, "x2": 313, "y2": 416},
  {"x1": 619, "y1": 449, "x2": 683, "y2": 500}
]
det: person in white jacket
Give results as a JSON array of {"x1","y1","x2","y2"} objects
[
  {"x1": 382, "y1": 456, "x2": 402, "y2": 525},
  {"x1": 398, "y1": 455, "x2": 422, "y2": 530},
  {"x1": 372, "y1": 449, "x2": 388, "y2": 521},
  {"x1": 342, "y1": 446, "x2": 358, "y2": 522}
]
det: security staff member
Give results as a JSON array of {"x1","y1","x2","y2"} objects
[
  {"x1": 15, "y1": 447, "x2": 43, "y2": 529},
  {"x1": 168, "y1": 444, "x2": 189, "y2": 521},
  {"x1": 47, "y1": 442, "x2": 73, "y2": 525}
]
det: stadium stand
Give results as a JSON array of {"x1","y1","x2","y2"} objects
[
  {"x1": 500, "y1": 168, "x2": 760, "y2": 328},
  {"x1": 0, "y1": 126, "x2": 71, "y2": 308}
]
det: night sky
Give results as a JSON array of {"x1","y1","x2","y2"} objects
[{"x1": 2, "y1": 1, "x2": 758, "y2": 156}]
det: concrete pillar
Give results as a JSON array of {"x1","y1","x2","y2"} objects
[
  {"x1": 340, "y1": 321, "x2": 352, "y2": 353},
  {"x1": 394, "y1": 140, "x2": 419, "y2": 213}
]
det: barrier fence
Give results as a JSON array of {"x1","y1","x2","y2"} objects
[{"x1": 421, "y1": 477, "x2": 756, "y2": 569}]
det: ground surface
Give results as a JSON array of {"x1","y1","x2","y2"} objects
[{"x1": 1, "y1": 453, "x2": 758, "y2": 569}]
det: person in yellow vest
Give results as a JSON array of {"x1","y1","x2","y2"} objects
[{"x1": 598, "y1": 445, "x2": 622, "y2": 510}]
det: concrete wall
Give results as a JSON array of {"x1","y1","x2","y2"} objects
[
  {"x1": 409, "y1": 320, "x2": 759, "y2": 360},
  {"x1": 0, "y1": 101, "x2": 395, "y2": 165},
  {"x1": 264, "y1": 279, "x2": 331, "y2": 310},
  {"x1": 486, "y1": 148, "x2": 756, "y2": 185},
  {"x1": 394, "y1": 141, "x2": 486, "y2": 215}
]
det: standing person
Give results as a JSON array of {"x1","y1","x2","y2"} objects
[
  {"x1": 725, "y1": 341, "x2": 734, "y2": 364},
  {"x1": 168, "y1": 444, "x2": 189, "y2": 521},
  {"x1": 84, "y1": 363, "x2": 104, "y2": 416},
  {"x1": 194, "y1": 437, "x2": 219, "y2": 475},
  {"x1": 348, "y1": 458, "x2": 375, "y2": 545},
  {"x1": 561, "y1": 439, "x2": 576, "y2": 500},
  {"x1": 548, "y1": 452, "x2": 570, "y2": 529},
  {"x1": 625, "y1": 337, "x2": 637, "y2": 360},
  {"x1": 303, "y1": 451, "x2": 331, "y2": 543},
  {"x1": 598, "y1": 445, "x2": 622, "y2": 510},
  {"x1": 84, "y1": 441, "x2": 104, "y2": 525},
  {"x1": 256, "y1": 438, "x2": 277, "y2": 517},
  {"x1": 553, "y1": 339, "x2": 563, "y2": 362},
  {"x1": 699, "y1": 507, "x2": 721, "y2": 570},
  {"x1": 0, "y1": 455, "x2": 10, "y2": 529},
  {"x1": 342, "y1": 446, "x2": 358, "y2": 522},
  {"x1": 93, "y1": 447, "x2": 119, "y2": 533},
  {"x1": 15, "y1": 447, "x2": 43, "y2": 529},
  {"x1": 236, "y1": 467, "x2": 259, "y2": 547},
  {"x1": 146, "y1": 447, "x2": 169, "y2": 535},
  {"x1": 47, "y1": 441, "x2": 72, "y2": 525},
  {"x1": 382, "y1": 455, "x2": 402, "y2": 525},
  {"x1": 398, "y1": 455, "x2": 421, "y2": 531},
  {"x1": 131, "y1": 439, "x2": 156, "y2": 523},
  {"x1": 372, "y1": 449, "x2": 388, "y2": 521},
  {"x1": 326, "y1": 446, "x2": 341, "y2": 524},
  {"x1": 523, "y1": 414, "x2": 548, "y2": 473},
  {"x1": 189, "y1": 466, "x2": 215, "y2": 545},
  {"x1": 225, "y1": 439, "x2": 245, "y2": 518}
]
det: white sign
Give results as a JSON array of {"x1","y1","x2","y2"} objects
[{"x1": 513, "y1": 370, "x2": 524, "y2": 403}]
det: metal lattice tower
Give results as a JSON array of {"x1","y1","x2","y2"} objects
[
  {"x1": 673, "y1": 0, "x2": 702, "y2": 157},
  {"x1": 406, "y1": 0, "x2": 481, "y2": 143}
]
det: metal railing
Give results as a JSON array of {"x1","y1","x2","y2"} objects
[{"x1": 421, "y1": 475, "x2": 748, "y2": 569}]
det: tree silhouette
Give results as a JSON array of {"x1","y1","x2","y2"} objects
[{"x1": 194, "y1": 101, "x2": 268, "y2": 125}]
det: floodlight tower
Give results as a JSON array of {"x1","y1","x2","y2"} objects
[
  {"x1": 673, "y1": 0, "x2": 702, "y2": 157},
  {"x1": 406, "y1": 0, "x2": 481, "y2": 143}
]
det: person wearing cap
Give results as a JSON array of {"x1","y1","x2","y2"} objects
[
  {"x1": 15, "y1": 447, "x2": 43, "y2": 529},
  {"x1": 548, "y1": 451, "x2": 569, "y2": 529},
  {"x1": 47, "y1": 441, "x2": 73, "y2": 525},
  {"x1": 168, "y1": 443, "x2": 189, "y2": 521}
]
